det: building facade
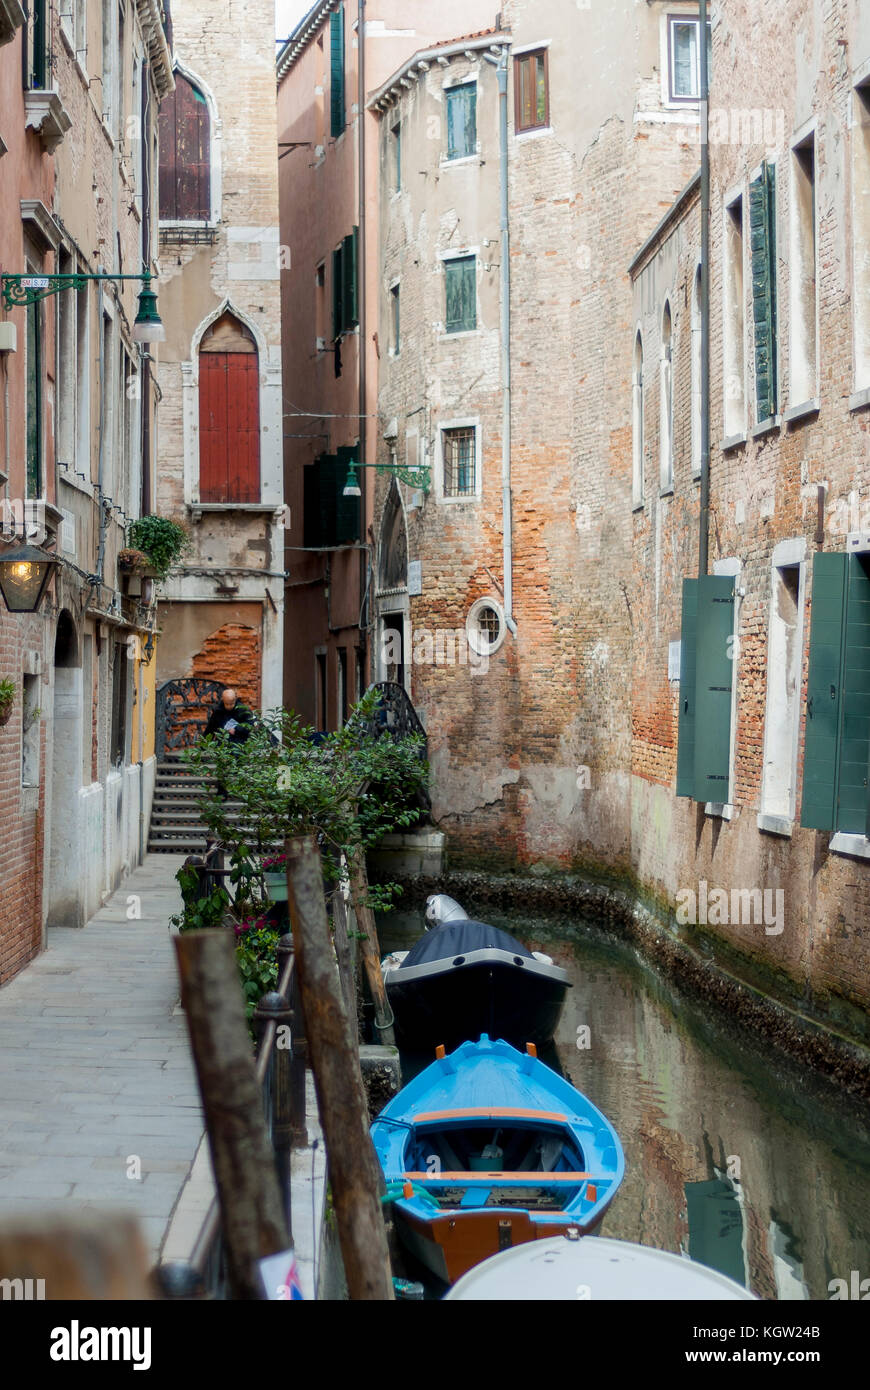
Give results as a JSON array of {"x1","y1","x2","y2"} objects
[
  {"x1": 153, "y1": 0, "x2": 284, "y2": 737},
  {"x1": 0, "y1": 0, "x2": 171, "y2": 981}
]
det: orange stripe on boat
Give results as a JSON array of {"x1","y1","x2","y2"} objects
[
  {"x1": 413, "y1": 1107, "x2": 567, "y2": 1123},
  {"x1": 402, "y1": 1171, "x2": 596, "y2": 1182}
]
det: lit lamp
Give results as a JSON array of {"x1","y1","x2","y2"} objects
[
  {"x1": 133, "y1": 276, "x2": 165, "y2": 344},
  {"x1": 0, "y1": 544, "x2": 59, "y2": 613}
]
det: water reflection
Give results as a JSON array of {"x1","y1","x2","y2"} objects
[{"x1": 379, "y1": 906, "x2": 870, "y2": 1299}]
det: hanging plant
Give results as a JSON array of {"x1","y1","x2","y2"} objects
[
  {"x1": 118, "y1": 547, "x2": 152, "y2": 572},
  {"x1": 127, "y1": 516, "x2": 191, "y2": 581},
  {"x1": 0, "y1": 678, "x2": 15, "y2": 729}
]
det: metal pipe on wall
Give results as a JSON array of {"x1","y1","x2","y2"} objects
[
  {"x1": 698, "y1": 0, "x2": 711, "y2": 577},
  {"x1": 357, "y1": 0, "x2": 369, "y2": 675},
  {"x1": 494, "y1": 47, "x2": 516, "y2": 634}
]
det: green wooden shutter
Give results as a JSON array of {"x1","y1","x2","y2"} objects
[
  {"x1": 447, "y1": 83, "x2": 476, "y2": 159},
  {"x1": 750, "y1": 161, "x2": 777, "y2": 423},
  {"x1": 837, "y1": 554, "x2": 870, "y2": 835},
  {"x1": 343, "y1": 226, "x2": 358, "y2": 328},
  {"x1": 693, "y1": 575, "x2": 736, "y2": 803},
  {"x1": 800, "y1": 553, "x2": 847, "y2": 830},
  {"x1": 335, "y1": 444, "x2": 360, "y2": 544},
  {"x1": 445, "y1": 255, "x2": 476, "y2": 332},
  {"x1": 676, "y1": 578, "x2": 698, "y2": 797},
  {"x1": 330, "y1": 6, "x2": 345, "y2": 138},
  {"x1": 332, "y1": 244, "x2": 343, "y2": 338}
]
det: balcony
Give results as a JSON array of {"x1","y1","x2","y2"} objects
[{"x1": 24, "y1": 89, "x2": 72, "y2": 154}]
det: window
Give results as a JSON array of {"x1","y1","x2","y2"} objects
[
  {"x1": 23, "y1": 0, "x2": 49, "y2": 90},
  {"x1": 723, "y1": 194, "x2": 746, "y2": 436},
  {"x1": 852, "y1": 78, "x2": 870, "y2": 392},
  {"x1": 330, "y1": 5, "x2": 344, "y2": 139},
  {"x1": 750, "y1": 161, "x2": 778, "y2": 423},
  {"x1": 632, "y1": 333, "x2": 644, "y2": 506},
  {"x1": 332, "y1": 228, "x2": 358, "y2": 337},
  {"x1": 25, "y1": 284, "x2": 42, "y2": 498},
  {"x1": 690, "y1": 265, "x2": 702, "y2": 476},
  {"x1": 101, "y1": 0, "x2": 118, "y2": 135},
  {"x1": 660, "y1": 301, "x2": 673, "y2": 490},
  {"x1": 57, "y1": 250, "x2": 77, "y2": 469},
  {"x1": 466, "y1": 597, "x2": 507, "y2": 657},
  {"x1": 198, "y1": 313, "x2": 260, "y2": 503},
  {"x1": 667, "y1": 14, "x2": 712, "y2": 102},
  {"x1": 76, "y1": 282, "x2": 91, "y2": 477},
  {"x1": 110, "y1": 639, "x2": 129, "y2": 766},
  {"x1": 158, "y1": 71, "x2": 211, "y2": 222},
  {"x1": 514, "y1": 49, "x2": 548, "y2": 132},
  {"x1": 337, "y1": 647, "x2": 347, "y2": 729},
  {"x1": 21, "y1": 674, "x2": 40, "y2": 786},
  {"x1": 789, "y1": 132, "x2": 817, "y2": 406},
  {"x1": 444, "y1": 254, "x2": 476, "y2": 333},
  {"x1": 303, "y1": 447, "x2": 360, "y2": 547},
  {"x1": 391, "y1": 121, "x2": 401, "y2": 190},
  {"x1": 676, "y1": 573, "x2": 737, "y2": 804},
  {"x1": 446, "y1": 82, "x2": 476, "y2": 159},
  {"x1": 442, "y1": 426, "x2": 476, "y2": 497},
  {"x1": 62, "y1": 0, "x2": 87, "y2": 61},
  {"x1": 315, "y1": 650, "x2": 327, "y2": 730},
  {"x1": 315, "y1": 261, "x2": 326, "y2": 348},
  {"x1": 759, "y1": 548, "x2": 805, "y2": 828},
  {"x1": 390, "y1": 282, "x2": 400, "y2": 355},
  {"x1": 801, "y1": 551, "x2": 870, "y2": 836}
]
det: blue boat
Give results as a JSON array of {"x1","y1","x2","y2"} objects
[{"x1": 372, "y1": 1035, "x2": 625, "y2": 1285}]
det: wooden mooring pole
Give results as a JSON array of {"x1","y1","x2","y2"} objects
[
  {"x1": 348, "y1": 845, "x2": 396, "y2": 1047},
  {"x1": 285, "y1": 834, "x2": 395, "y2": 1300},
  {"x1": 174, "y1": 929, "x2": 289, "y2": 1300}
]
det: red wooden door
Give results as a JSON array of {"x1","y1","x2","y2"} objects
[{"x1": 199, "y1": 353, "x2": 260, "y2": 502}]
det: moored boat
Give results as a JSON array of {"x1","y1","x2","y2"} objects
[
  {"x1": 372, "y1": 1035, "x2": 624, "y2": 1285},
  {"x1": 381, "y1": 903, "x2": 570, "y2": 1050}
]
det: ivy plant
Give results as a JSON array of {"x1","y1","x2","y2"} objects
[{"x1": 127, "y1": 515, "x2": 191, "y2": 581}]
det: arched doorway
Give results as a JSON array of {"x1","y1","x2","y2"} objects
[
  {"x1": 375, "y1": 479, "x2": 410, "y2": 691},
  {"x1": 47, "y1": 610, "x2": 84, "y2": 928}
]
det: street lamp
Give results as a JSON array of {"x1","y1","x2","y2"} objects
[
  {"x1": 342, "y1": 460, "x2": 430, "y2": 497},
  {"x1": 0, "y1": 543, "x2": 59, "y2": 613},
  {"x1": 1, "y1": 269, "x2": 165, "y2": 344}
]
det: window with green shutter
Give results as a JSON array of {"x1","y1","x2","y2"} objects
[
  {"x1": 445, "y1": 255, "x2": 476, "y2": 333},
  {"x1": 331, "y1": 228, "x2": 358, "y2": 338},
  {"x1": 446, "y1": 83, "x2": 477, "y2": 160},
  {"x1": 303, "y1": 451, "x2": 361, "y2": 548},
  {"x1": 749, "y1": 160, "x2": 777, "y2": 423},
  {"x1": 800, "y1": 551, "x2": 870, "y2": 835},
  {"x1": 676, "y1": 574, "x2": 736, "y2": 803},
  {"x1": 330, "y1": 6, "x2": 345, "y2": 139}
]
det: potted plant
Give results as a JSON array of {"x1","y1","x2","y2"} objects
[
  {"x1": 0, "y1": 678, "x2": 15, "y2": 729},
  {"x1": 126, "y1": 515, "x2": 191, "y2": 582},
  {"x1": 261, "y1": 852, "x2": 289, "y2": 902}
]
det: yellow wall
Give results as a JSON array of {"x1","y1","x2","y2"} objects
[{"x1": 131, "y1": 638, "x2": 157, "y2": 763}]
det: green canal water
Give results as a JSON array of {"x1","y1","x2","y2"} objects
[{"x1": 378, "y1": 905, "x2": 870, "y2": 1300}]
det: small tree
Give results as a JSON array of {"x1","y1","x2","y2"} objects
[{"x1": 182, "y1": 687, "x2": 428, "y2": 917}]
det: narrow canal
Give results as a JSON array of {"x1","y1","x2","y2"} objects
[{"x1": 379, "y1": 904, "x2": 870, "y2": 1299}]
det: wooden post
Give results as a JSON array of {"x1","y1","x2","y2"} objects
[
  {"x1": 348, "y1": 845, "x2": 396, "y2": 1047},
  {"x1": 332, "y1": 889, "x2": 356, "y2": 1020},
  {"x1": 174, "y1": 929, "x2": 289, "y2": 1300},
  {"x1": 285, "y1": 834, "x2": 395, "y2": 1300}
]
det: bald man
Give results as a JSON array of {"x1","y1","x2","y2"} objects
[{"x1": 203, "y1": 687, "x2": 254, "y2": 745}]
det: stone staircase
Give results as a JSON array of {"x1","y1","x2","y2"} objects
[{"x1": 148, "y1": 754, "x2": 231, "y2": 855}]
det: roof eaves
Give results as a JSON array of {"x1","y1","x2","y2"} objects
[{"x1": 367, "y1": 32, "x2": 510, "y2": 112}]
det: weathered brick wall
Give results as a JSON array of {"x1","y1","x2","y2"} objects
[
  {"x1": 0, "y1": 616, "x2": 47, "y2": 984},
  {"x1": 190, "y1": 623, "x2": 261, "y2": 711}
]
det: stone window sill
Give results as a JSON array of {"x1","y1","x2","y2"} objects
[
  {"x1": 24, "y1": 89, "x2": 72, "y2": 154},
  {"x1": 705, "y1": 801, "x2": 738, "y2": 821},
  {"x1": 829, "y1": 832, "x2": 870, "y2": 860},
  {"x1": 783, "y1": 397, "x2": 820, "y2": 426},
  {"x1": 720, "y1": 431, "x2": 746, "y2": 452},
  {"x1": 848, "y1": 385, "x2": 870, "y2": 413},
  {"x1": 187, "y1": 503, "x2": 280, "y2": 518},
  {"x1": 659, "y1": 485, "x2": 674, "y2": 498},
  {"x1": 751, "y1": 415, "x2": 781, "y2": 439},
  {"x1": 757, "y1": 812, "x2": 793, "y2": 837}
]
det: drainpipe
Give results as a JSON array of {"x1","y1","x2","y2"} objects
[
  {"x1": 96, "y1": 286, "x2": 108, "y2": 584},
  {"x1": 698, "y1": 0, "x2": 710, "y2": 577},
  {"x1": 490, "y1": 46, "x2": 516, "y2": 634},
  {"x1": 357, "y1": 0, "x2": 368, "y2": 674}
]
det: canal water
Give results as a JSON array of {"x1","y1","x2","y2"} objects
[{"x1": 378, "y1": 904, "x2": 870, "y2": 1299}]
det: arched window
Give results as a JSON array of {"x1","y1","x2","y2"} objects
[
  {"x1": 198, "y1": 313, "x2": 260, "y2": 503},
  {"x1": 159, "y1": 70, "x2": 211, "y2": 222},
  {"x1": 632, "y1": 332, "x2": 644, "y2": 507},
  {"x1": 691, "y1": 266, "x2": 702, "y2": 478},
  {"x1": 660, "y1": 301, "x2": 673, "y2": 491}
]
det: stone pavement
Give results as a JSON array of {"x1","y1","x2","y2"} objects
[{"x1": 0, "y1": 855, "x2": 206, "y2": 1261}]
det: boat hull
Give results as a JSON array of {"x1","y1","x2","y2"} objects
[{"x1": 386, "y1": 949, "x2": 569, "y2": 1050}]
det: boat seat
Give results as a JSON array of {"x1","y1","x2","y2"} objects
[{"x1": 401, "y1": 1171, "x2": 600, "y2": 1186}]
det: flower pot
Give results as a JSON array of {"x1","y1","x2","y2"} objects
[
  {"x1": 264, "y1": 870, "x2": 288, "y2": 902},
  {"x1": 0, "y1": 703, "x2": 13, "y2": 728}
]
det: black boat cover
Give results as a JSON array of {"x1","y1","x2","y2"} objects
[{"x1": 402, "y1": 921, "x2": 535, "y2": 966}]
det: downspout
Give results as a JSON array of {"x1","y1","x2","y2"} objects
[
  {"x1": 96, "y1": 286, "x2": 108, "y2": 584},
  {"x1": 357, "y1": 0, "x2": 368, "y2": 674},
  {"x1": 494, "y1": 47, "x2": 516, "y2": 633},
  {"x1": 698, "y1": 0, "x2": 710, "y2": 576}
]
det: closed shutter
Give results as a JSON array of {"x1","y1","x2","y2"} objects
[
  {"x1": 159, "y1": 76, "x2": 210, "y2": 221},
  {"x1": 332, "y1": 244, "x2": 343, "y2": 338},
  {"x1": 335, "y1": 444, "x2": 361, "y2": 544},
  {"x1": 694, "y1": 575, "x2": 736, "y2": 803},
  {"x1": 445, "y1": 256, "x2": 476, "y2": 332},
  {"x1": 330, "y1": 6, "x2": 345, "y2": 138},
  {"x1": 800, "y1": 553, "x2": 846, "y2": 830},
  {"x1": 447, "y1": 83, "x2": 476, "y2": 159},
  {"x1": 750, "y1": 161, "x2": 777, "y2": 422},
  {"x1": 676, "y1": 578, "x2": 698, "y2": 798},
  {"x1": 303, "y1": 459, "x2": 323, "y2": 548},
  {"x1": 343, "y1": 227, "x2": 358, "y2": 328},
  {"x1": 838, "y1": 554, "x2": 870, "y2": 834},
  {"x1": 199, "y1": 353, "x2": 260, "y2": 503}
]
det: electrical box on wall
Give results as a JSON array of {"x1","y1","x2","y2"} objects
[{"x1": 0, "y1": 322, "x2": 17, "y2": 352}]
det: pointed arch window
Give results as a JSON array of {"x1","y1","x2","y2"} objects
[
  {"x1": 198, "y1": 313, "x2": 260, "y2": 503},
  {"x1": 159, "y1": 70, "x2": 211, "y2": 222}
]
